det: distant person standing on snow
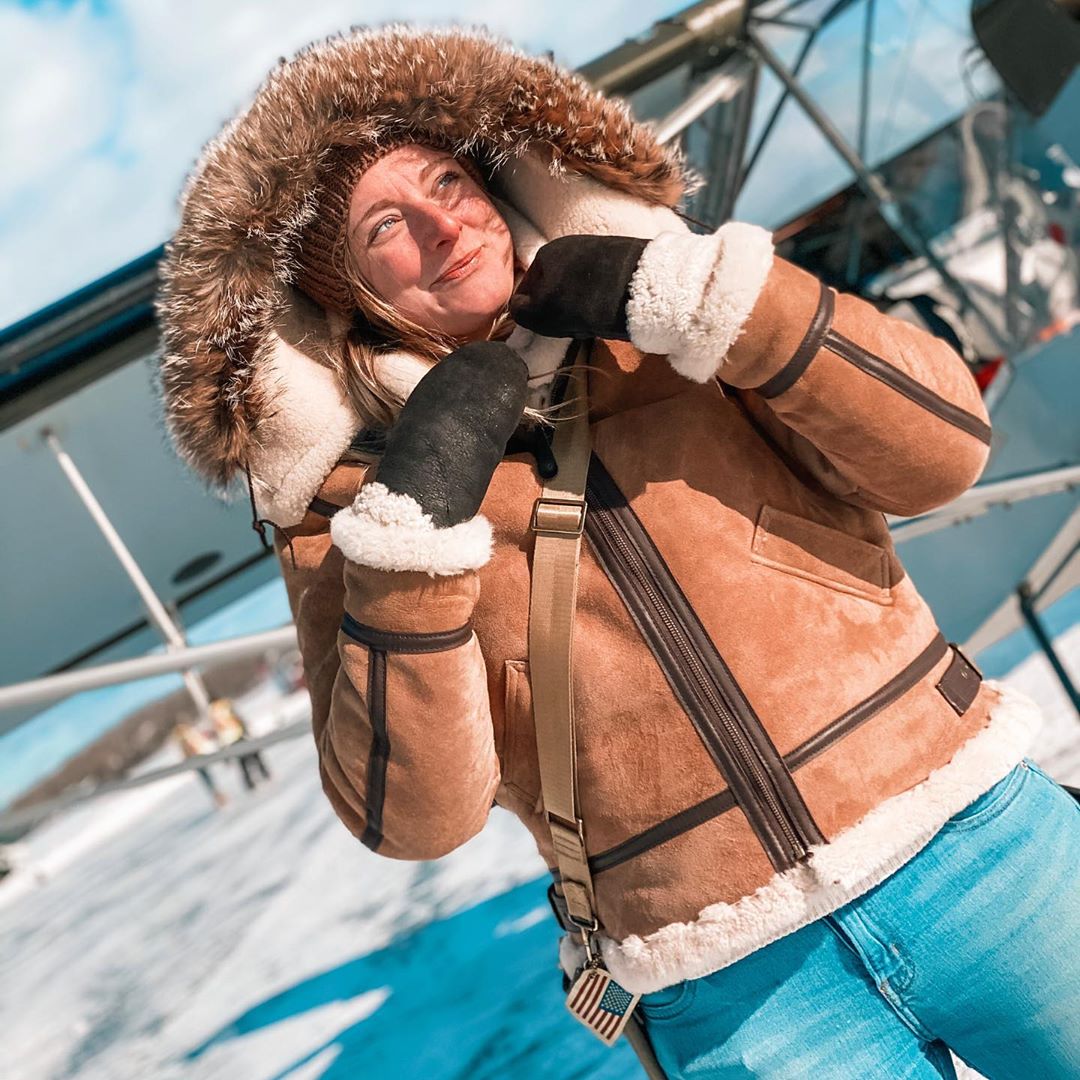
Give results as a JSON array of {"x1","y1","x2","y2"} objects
[
  {"x1": 208, "y1": 699, "x2": 271, "y2": 792},
  {"x1": 172, "y1": 721, "x2": 227, "y2": 810}
]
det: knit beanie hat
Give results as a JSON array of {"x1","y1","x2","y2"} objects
[{"x1": 294, "y1": 137, "x2": 489, "y2": 318}]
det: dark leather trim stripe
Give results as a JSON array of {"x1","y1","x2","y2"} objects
[
  {"x1": 309, "y1": 497, "x2": 344, "y2": 518},
  {"x1": 590, "y1": 789, "x2": 737, "y2": 876},
  {"x1": 586, "y1": 453, "x2": 824, "y2": 871},
  {"x1": 824, "y1": 330, "x2": 993, "y2": 445},
  {"x1": 341, "y1": 613, "x2": 473, "y2": 653},
  {"x1": 786, "y1": 631, "x2": 950, "y2": 768},
  {"x1": 360, "y1": 648, "x2": 388, "y2": 852},
  {"x1": 584, "y1": 631, "x2": 957, "y2": 877},
  {"x1": 756, "y1": 280, "x2": 835, "y2": 399}
]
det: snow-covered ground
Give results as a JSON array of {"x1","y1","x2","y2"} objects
[
  {"x1": 3, "y1": 636, "x2": 1079, "y2": 1080},
  {"x1": 0, "y1": 690, "x2": 639, "y2": 1080}
]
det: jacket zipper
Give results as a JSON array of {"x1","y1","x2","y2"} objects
[{"x1": 584, "y1": 452, "x2": 824, "y2": 871}]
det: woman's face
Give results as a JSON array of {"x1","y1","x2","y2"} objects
[{"x1": 346, "y1": 143, "x2": 516, "y2": 341}]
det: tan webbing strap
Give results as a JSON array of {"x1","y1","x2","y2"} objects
[
  {"x1": 527, "y1": 340, "x2": 597, "y2": 931},
  {"x1": 528, "y1": 343, "x2": 670, "y2": 1079}
]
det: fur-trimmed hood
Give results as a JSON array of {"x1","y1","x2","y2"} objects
[{"x1": 154, "y1": 23, "x2": 702, "y2": 526}]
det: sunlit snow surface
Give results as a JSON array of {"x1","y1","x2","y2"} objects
[
  {"x1": 4, "y1": 632, "x2": 1080, "y2": 1080},
  {"x1": 1, "y1": 691, "x2": 639, "y2": 1079}
]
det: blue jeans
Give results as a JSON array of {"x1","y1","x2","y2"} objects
[{"x1": 637, "y1": 757, "x2": 1080, "y2": 1078}]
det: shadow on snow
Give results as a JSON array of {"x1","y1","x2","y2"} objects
[{"x1": 182, "y1": 875, "x2": 640, "y2": 1080}]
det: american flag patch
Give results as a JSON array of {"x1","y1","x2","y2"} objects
[{"x1": 565, "y1": 964, "x2": 641, "y2": 1045}]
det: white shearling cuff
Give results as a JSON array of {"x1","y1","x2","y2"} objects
[
  {"x1": 330, "y1": 482, "x2": 494, "y2": 577},
  {"x1": 625, "y1": 221, "x2": 775, "y2": 384}
]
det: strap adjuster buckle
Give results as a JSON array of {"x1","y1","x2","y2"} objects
[
  {"x1": 569, "y1": 906, "x2": 599, "y2": 934},
  {"x1": 547, "y1": 813, "x2": 597, "y2": 929},
  {"x1": 531, "y1": 497, "x2": 586, "y2": 537}
]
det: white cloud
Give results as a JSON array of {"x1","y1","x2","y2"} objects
[{"x1": 0, "y1": 1, "x2": 121, "y2": 208}]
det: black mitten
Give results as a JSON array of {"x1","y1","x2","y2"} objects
[
  {"x1": 375, "y1": 340, "x2": 529, "y2": 527},
  {"x1": 509, "y1": 234, "x2": 648, "y2": 340},
  {"x1": 330, "y1": 341, "x2": 529, "y2": 576},
  {"x1": 512, "y1": 222, "x2": 779, "y2": 386}
]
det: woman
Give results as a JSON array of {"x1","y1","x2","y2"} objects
[{"x1": 155, "y1": 25, "x2": 1080, "y2": 1079}]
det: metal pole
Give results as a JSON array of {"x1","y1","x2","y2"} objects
[
  {"x1": 1017, "y1": 583, "x2": 1080, "y2": 721},
  {"x1": 0, "y1": 626, "x2": 298, "y2": 712},
  {"x1": 739, "y1": 23, "x2": 819, "y2": 188},
  {"x1": 844, "y1": 0, "x2": 875, "y2": 285},
  {"x1": 41, "y1": 428, "x2": 212, "y2": 715},
  {"x1": 743, "y1": 24, "x2": 1011, "y2": 353},
  {"x1": 654, "y1": 63, "x2": 748, "y2": 145}
]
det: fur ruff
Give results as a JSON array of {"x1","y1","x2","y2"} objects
[
  {"x1": 559, "y1": 678, "x2": 1044, "y2": 995},
  {"x1": 154, "y1": 24, "x2": 701, "y2": 521}
]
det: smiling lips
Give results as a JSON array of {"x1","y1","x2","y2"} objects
[{"x1": 434, "y1": 246, "x2": 482, "y2": 285}]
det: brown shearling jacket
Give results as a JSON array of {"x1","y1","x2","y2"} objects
[{"x1": 273, "y1": 253, "x2": 1041, "y2": 995}]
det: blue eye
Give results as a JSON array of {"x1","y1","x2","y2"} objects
[
  {"x1": 367, "y1": 171, "x2": 461, "y2": 242},
  {"x1": 371, "y1": 216, "x2": 396, "y2": 239}
]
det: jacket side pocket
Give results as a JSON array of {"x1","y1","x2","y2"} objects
[
  {"x1": 500, "y1": 659, "x2": 543, "y2": 814},
  {"x1": 751, "y1": 504, "x2": 894, "y2": 606}
]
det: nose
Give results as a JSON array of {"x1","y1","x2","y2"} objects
[{"x1": 417, "y1": 202, "x2": 462, "y2": 249}]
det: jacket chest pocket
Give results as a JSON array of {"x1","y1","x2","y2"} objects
[
  {"x1": 750, "y1": 504, "x2": 894, "y2": 606},
  {"x1": 498, "y1": 659, "x2": 543, "y2": 814}
]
